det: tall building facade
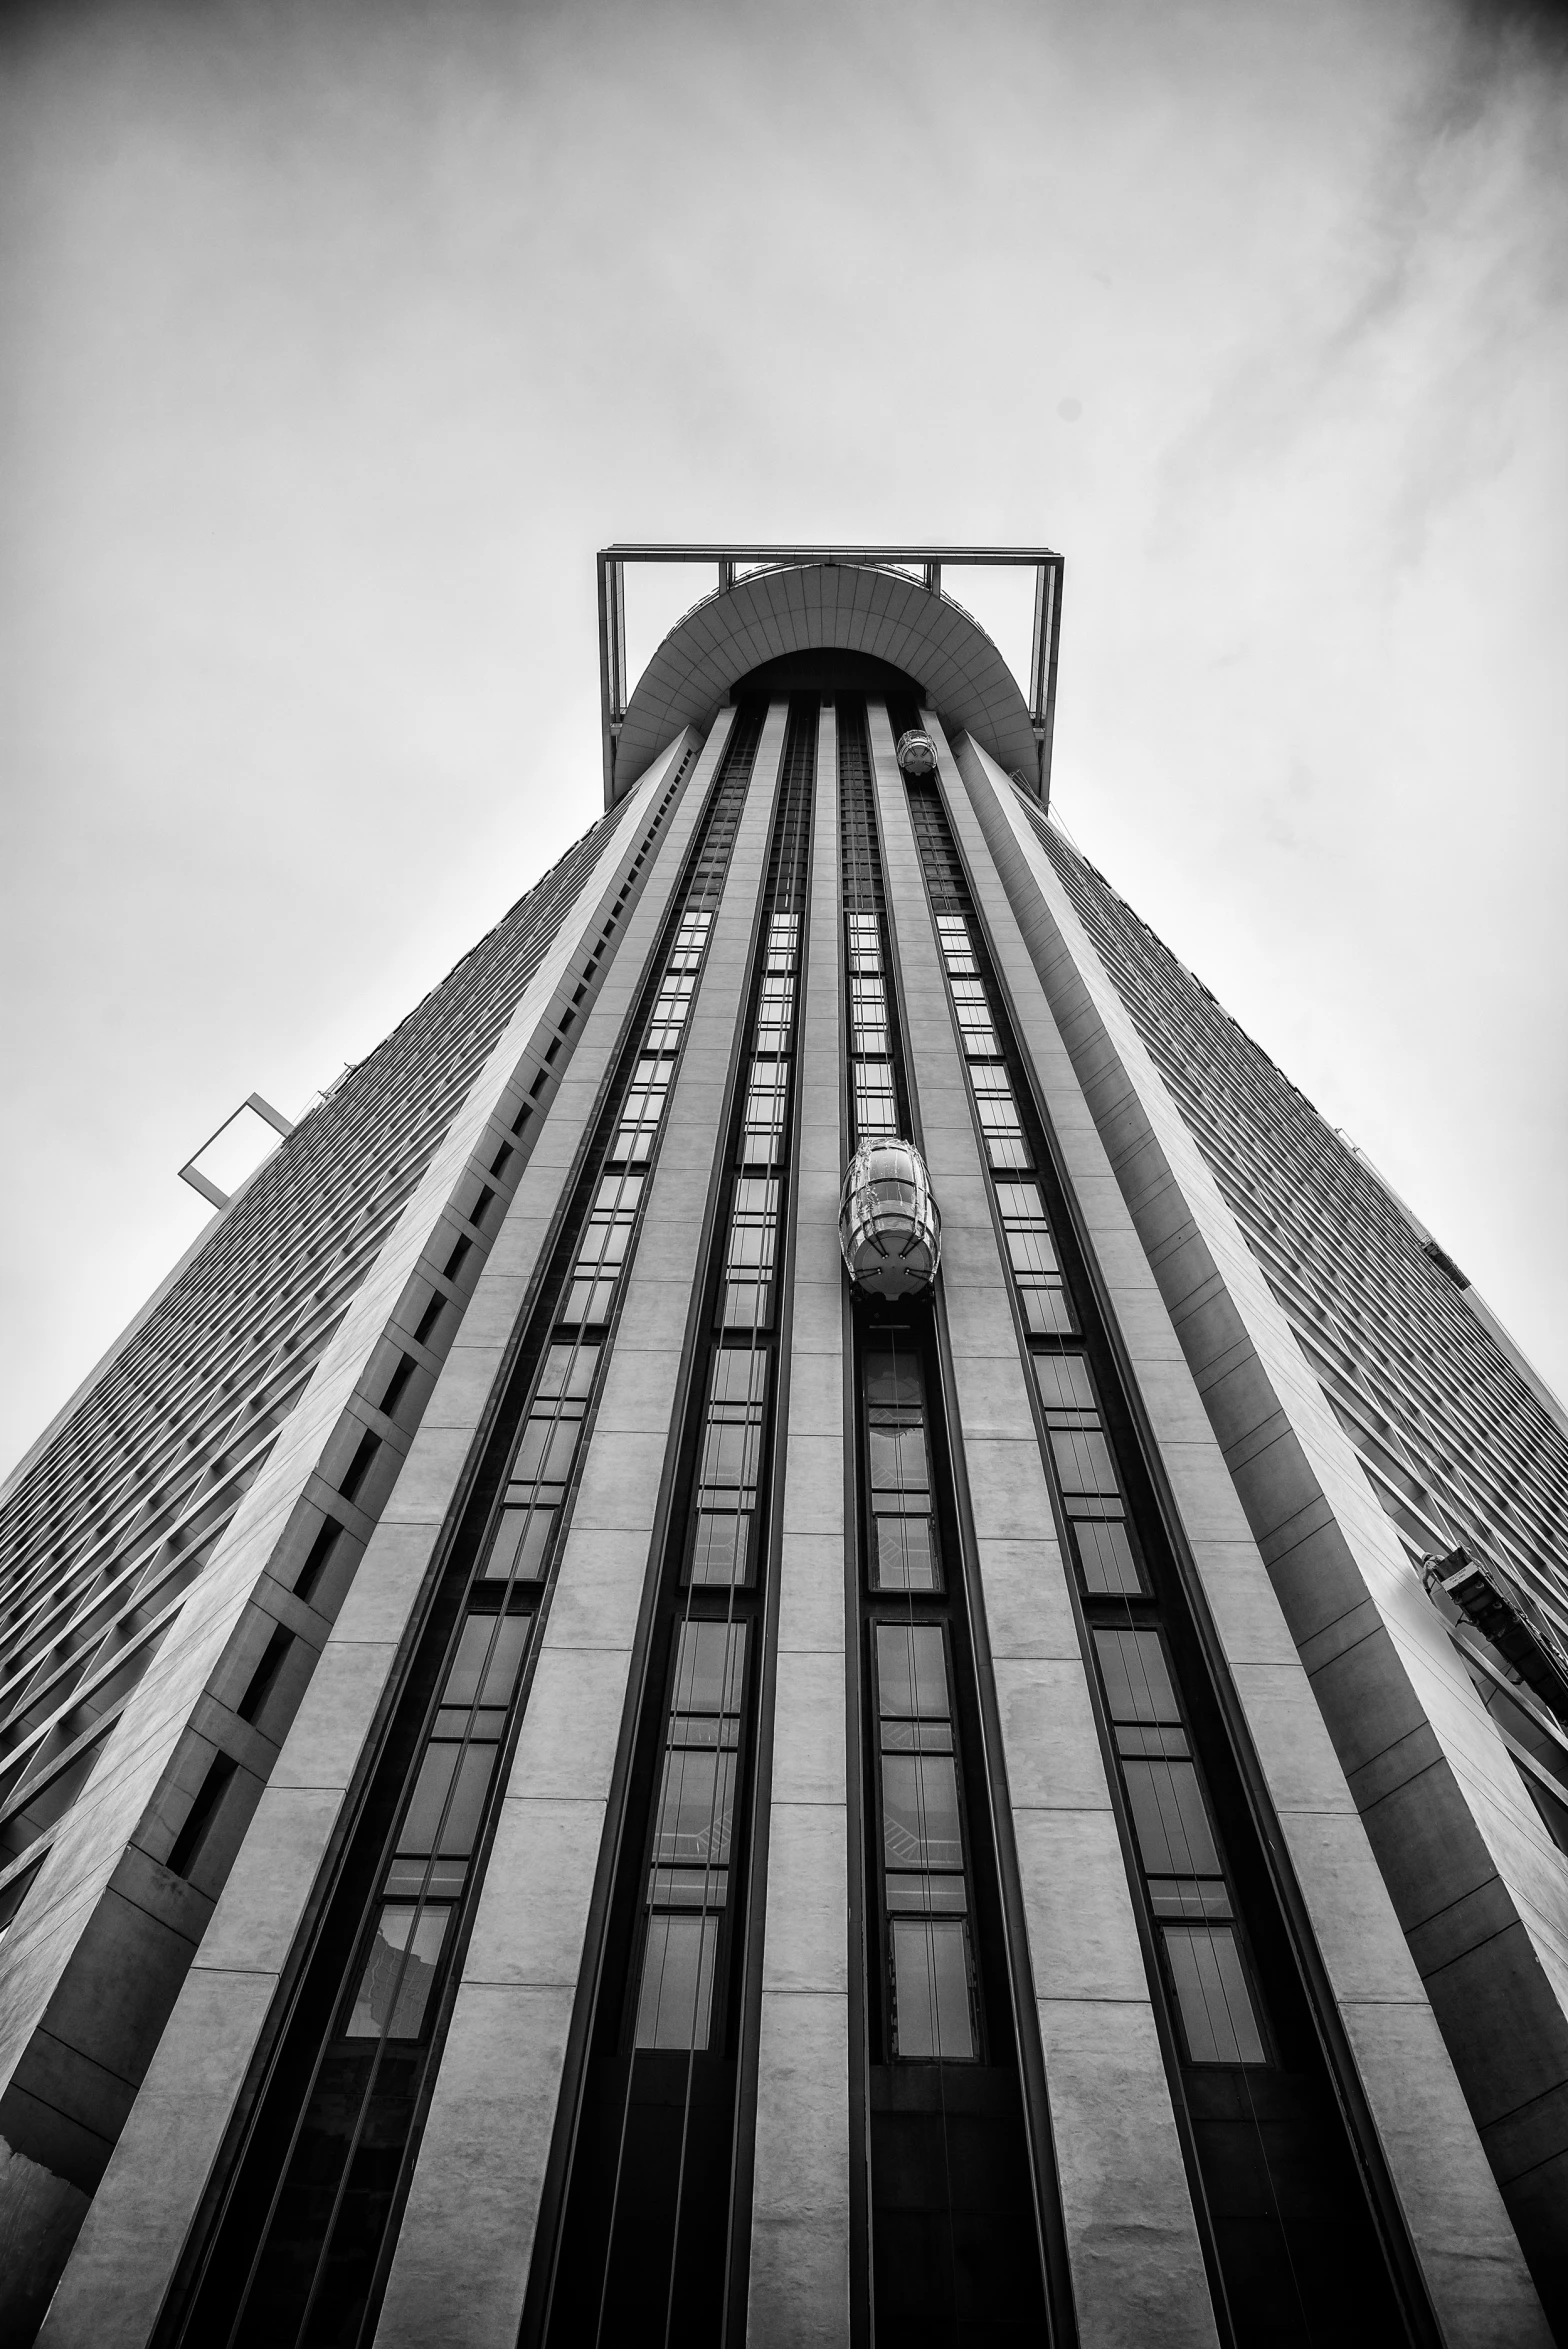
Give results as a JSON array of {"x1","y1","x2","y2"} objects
[{"x1": 1, "y1": 548, "x2": 1565, "y2": 2348}]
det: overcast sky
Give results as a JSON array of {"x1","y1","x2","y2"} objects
[{"x1": 1, "y1": 0, "x2": 1564, "y2": 1477}]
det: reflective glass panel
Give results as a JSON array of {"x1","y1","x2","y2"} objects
[{"x1": 891, "y1": 1918, "x2": 974, "y2": 2059}]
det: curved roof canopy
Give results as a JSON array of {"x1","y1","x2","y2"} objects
[{"x1": 607, "y1": 556, "x2": 1056, "y2": 805}]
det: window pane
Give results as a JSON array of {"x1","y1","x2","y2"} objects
[
  {"x1": 700, "y1": 1419, "x2": 761, "y2": 1492},
  {"x1": 1123, "y1": 1758, "x2": 1221, "y2": 1878},
  {"x1": 882, "y1": 1755, "x2": 962, "y2": 1870},
  {"x1": 536, "y1": 1341, "x2": 599, "y2": 1399},
  {"x1": 1006, "y1": 1227, "x2": 1059, "y2": 1275},
  {"x1": 1094, "y1": 1627, "x2": 1179, "y2": 1722},
  {"x1": 1071, "y1": 1517, "x2": 1142, "y2": 1594},
  {"x1": 441, "y1": 1613, "x2": 529, "y2": 1710},
  {"x1": 726, "y1": 1223, "x2": 776, "y2": 1271},
  {"x1": 1034, "y1": 1354, "x2": 1096, "y2": 1411},
  {"x1": 438, "y1": 1744, "x2": 497, "y2": 1857},
  {"x1": 514, "y1": 1412, "x2": 583, "y2": 1487},
  {"x1": 885, "y1": 1872, "x2": 968, "y2": 1913},
  {"x1": 576, "y1": 1220, "x2": 630, "y2": 1271},
  {"x1": 872, "y1": 1514, "x2": 939, "y2": 1591},
  {"x1": 892, "y1": 1918, "x2": 975, "y2": 2060},
  {"x1": 690, "y1": 1512, "x2": 750, "y2": 1587},
  {"x1": 865, "y1": 1351, "x2": 923, "y2": 1409},
  {"x1": 876, "y1": 1625, "x2": 950, "y2": 1719},
  {"x1": 652, "y1": 1749, "x2": 736, "y2": 1864},
  {"x1": 482, "y1": 1503, "x2": 554, "y2": 1583},
  {"x1": 868, "y1": 1425, "x2": 930, "y2": 1495},
  {"x1": 1020, "y1": 1282, "x2": 1078, "y2": 1336},
  {"x1": 344, "y1": 1903, "x2": 449, "y2": 2040},
  {"x1": 673, "y1": 1621, "x2": 747, "y2": 1714},
  {"x1": 397, "y1": 1745, "x2": 458, "y2": 1857},
  {"x1": 1049, "y1": 1427, "x2": 1120, "y2": 1497},
  {"x1": 635, "y1": 1912, "x2": 719, "y2": 2050},
  {"x1": 710, "y1": 1348, "x2": 768, "y2": 1405},
  {"x1": 1163, "y1": 1924, "x2": 1265, "y2": 2064}
]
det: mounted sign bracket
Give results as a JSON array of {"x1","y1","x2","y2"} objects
[{"x1": 178, "y1": 1092, "x2": 296, "y2": 1212}]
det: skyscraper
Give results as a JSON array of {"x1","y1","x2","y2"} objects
[{"x1": 1, "y1": 546, "x2": 1564, "y2": 2348}]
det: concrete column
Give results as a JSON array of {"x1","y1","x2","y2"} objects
[
  {"x1": 947, "y1": 722, "x2": 1553, "y2": 2348},
  {"x1": 867, "y1": 704, "x2": 1221, "y2": 2349},
  {"x1": 39, "y1": 727, "x2": 711, "y2": 2349},
  {"x1": 372, "y1": 705, "x2": 790, "y2": 2349},
  {"x1": 746, "y1": 702, "x2": 850, "y2": 2344}
]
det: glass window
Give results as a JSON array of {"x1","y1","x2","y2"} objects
[
  {"x1": 1071, "y1": 1516, "x2": 1143, "y2": 1594},
  {"x1": 881, "y1": 1755, "x2": 963, "y2": 1870},
  {"x1": 512, "y1": 1413, "x2": 582, "y2": 1488},
  {"x1": 482, "y1": 1503, "x2": 554, "y2": 1583},
  {"x1": 344, "y1": 1903, "x2": 450, "y2": 2041},
  {"x1": 871, "y1": 1514, "x2": 938, "y2": 1591},
  {"x1": 891, "y1": 1918, "x2": 975, "y2": 2059},
  {"x1": 846, "y1": 912, "x2": 882, "y2": 971},
  {"x1": 635, "y1": 1913, "x2": 719, "y2": 2050},
  {"x1": 866, "y1": 1351, "x2": 922, "y2": 1410},
  {"x1": 397, "y1": 1741, "x2": 495, "y2": 1861},
  {"x1": 1034, "y1": 1353, "x2": 1097, "y2": 1414},
  {"x1": 439, "y1": 1614, "x2": 529, "y2": 1716},
  {"x1": 690, "y1": 1513, "x2": 749, "y2": 1587},
  {"x1": 673, "y1": 1620, "x2": 747, "y2": 1716},
  {"x1": 868, "y1": 1422, "x2": 930, "y2": 1495},
  {"x1": 1019, "y1": 1281, "x2": 1078, "y2": 1336},
  {"x1": 1123, "y1": 1757, "x2": 1222, "y2": 1878},
  {"x1": 1163, "y1": 1923, "x2": 1265, "y2": 2064},
  {"x1": 652, "y1": 1747, "x2": 737, "y2": 1865},
  {"x1": 877, "y1": 1624, "x2": 950, "y2": 1719},
  {"x1": 1093, "y1": 1627, "x2": 1179, "y2": 1723},
  {"x1": 536, "y1": 1338, "x2": 601, "y2": 1399}
]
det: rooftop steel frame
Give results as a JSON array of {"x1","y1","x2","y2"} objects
[{"x1": 596, "y1": 541, "x2": 1064, "y2": 802}]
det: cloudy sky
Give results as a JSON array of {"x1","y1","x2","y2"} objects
[{"x1": 1, "y1": 0, "x2": 1564, "y2": 1475}]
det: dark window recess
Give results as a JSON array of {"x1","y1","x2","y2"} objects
[
  {"x1": 489, "y1": 1142, "x2": 515, "y2": 1180},
  {"x1": 511, "y1": 1102, "x2": 533, "y2": 1134},
  {"x1": 529, "y1": 1071, "x2": 549, "y2": 1099},
  {"x1": 337, "y1": 1432, "x2": 382, "y2": 1507},
  {"x1": 294, "y1": 1520, "x2": 343, "y2": 1606},
  {"x1": 442, "y1": 1234, "x2": 473, "y2": 1281},
  {"x1": 538, "y1": 697, "x2": 807, "y2": 2349},
  {"x1": 468, "y1": 1185, "x2": 497, "y2": 1230},
  {"x1": 840, "y1": 700, "x2": 1053, "y2": 2347},
  {"x1": 853, "y1": 1311, "x2": 1048, "y2": 2347},
  {"x1": 903, "y1": 764, "x2": 1418, "y2": 2348},
  {"x1": 412, "y1": 1293, "x2": 447, "y2": 1350},
  {"x1": 169, "y1": 1753, "x2": 237, "y2": 1879},
  {"x1": 544, "y1": 1039, "x2": 561, "y2": 1066},
  {"x1": 379, "y1": 1355, "x2": 417, "y2": 1419},
  {"x1": 237, "y1": 1628, "x2": 296, "y2": 1729}
]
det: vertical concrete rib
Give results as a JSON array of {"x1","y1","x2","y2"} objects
[
  {"x1": 371, "y1": 704, "x2": 790, "y2": 2349},
  {"x1": 38, "y1": 728, "x2": 709, "y2": 2349},
  {"x1": 747, "y1": 702, "x2": 850, "y2": 2345},
  {"x1": 946, "y1": 722, "x2": 1553, "y2": 2347},
  {"x1": 867, "y1": 703, "x2": 1221, "y2": 2349}
]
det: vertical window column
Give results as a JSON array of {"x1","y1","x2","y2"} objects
[
  {"x1": 171, "y1": 710, "x2": 765, "y2": 2349},
  {"x1": 636, "y1": 1622, "x2": 747, "y2": 2050}
]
